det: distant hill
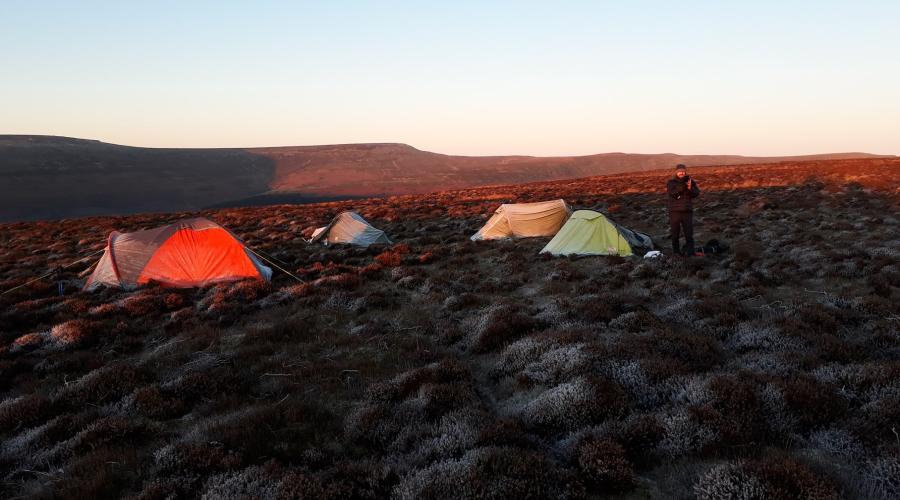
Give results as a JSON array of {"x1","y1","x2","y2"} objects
[
  {"x1": 0, "y1": 135, "x2": 892, "y2": 221},
  {"x1": 0, "y1": 136, "x2": 273, "y2": 222},
  {"x1": 256, "y1": 142, "x2": 890, "y2": 197}
]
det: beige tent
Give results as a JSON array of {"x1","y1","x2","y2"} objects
[
  {"x1": 470, "y1": 199, "x2": 572, "y2": 241},
  {"x1": 85, "y1": 218, "x2": 272, "y2": 290},
  {"x1": 310, "y1": 211, "x2": 392, "y2": 246},
  {"x1": 540, "y1": 210, "x2": 653, "y2": 257}
]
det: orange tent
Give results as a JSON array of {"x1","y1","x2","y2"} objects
[{"x1": 84, "y1": 218, "x2": 272, "y2": 290}]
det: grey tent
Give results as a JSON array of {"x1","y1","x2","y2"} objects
[{"x1": 309, "y1": 211, "x2": 392, "y2": 247}]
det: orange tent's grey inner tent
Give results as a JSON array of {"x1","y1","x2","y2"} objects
[{"x1": 84, "y1": 218, "x2": 272, "y2": 289}]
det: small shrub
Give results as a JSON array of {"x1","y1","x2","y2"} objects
[
  {"x1": 201, "y1": 465, "x2": 280, "y2": 500},
  {"x1": 474, "y1": 417, "x2": 529, "y2": 448},
  {"x1": 619, "y1": 414, "x2": 665, "y2": 467},
  {"x1": 780, "y1": 302, "x2": 841, "y2": 338},
  {"x1": 69, "y1": 415, "x2": 149, "y2": 453},
  {"x1": 315, "y1": 273, "x2": 362, "y2": 290},
  {"x1": 10, "y1": 332, "x2": 44, "y2": 352},
  {"x1": 471, "y1": 306, "x2": 543, "y2": 353},
  {"x1": 50, "y1": 445, "x2": 140, "y2": 499},
  {"x1": 491, "y1": 336, "x2": 554, "y2": 377},
  {"x1": 603, "y1": 360, "x2": 660, "y2": 408},
  {"x1": 60, "y1": 298, "x2": 91, "y2": 314},
  {"x1": 154, "y1": 442, "x2": 243, "y2": 475},
  {"x1": 616, "y1": 329, "x2": 723, "y2": 373},
  {"x1": 862, "y1": 456, "x2": 900, "y2": 500},
  {"x1": 122, "y1": 294, "x2": 160, "y2": 316},
  {"x1": 521, "y1": 344, "x2": 590, "y2": 385},
  {"x1": 444, "y1": 293, "x2": 481, "y2": 312},
  {"x1": 349, "y1": 319, "x2": 391, "y2": 337},
  {"x1": 695, "y1": 462, "x2": 767, "y2": 500},
  {"x1": 49, "y1": 319, "x2": 98, "y2": 349},
  {"x1": 1, "y1": 412, "x2": 94, "y2": 465},
  {"x1": 608, "y1": 309, "x2": 663, "y2": 333},
  {"x1": 393, "y1": 446, "x2": 582, "y2": 499},
  {"x1": 568, "y1": 294, "x2": 623, "y2": 323},
  {"x1": 520, "y1": 376, "x2": 627, "y2": 433},
  {"x1": 0, "y1": 394, "x2": 53, "y2": 433},
  {"x1": 375, "y1": 251, "x2": 403, "y2": 267},
  {"x1": 133, "y1": 477, "x2": 197, "y2": 500},
  {"x1": 658, "y1": 409, "x2": 717, "y2": 458},
  {"x1": 167, "y1": 306, "x2": 195, "y2": 326},
  {"x1": 807, "y1": 427, "x2": 865, "y2": 461},
  {"x1": 88, "y1": 302, "x2": 119, "y2": 317},
  {"x1": 276, "y1": 470, "x2": 329, "y2": 500},
  {"x1": 359, "y1": 262, "x2": 384, "y2": 276},
  {"x1": 744, "y1": 455, "x2": 840, "y2": 500},
  {"x1": 317, "y1": 460, "x2": 399, "y2": 500},
  {"x1": 777, "y1": 376, "x2": 848, "y2": 430},
  {"x1": 699, "y1": 375, "x2": 769, "y2": 447},
  {"x1": 420, "y1": 382, "x2": 479, "y2": 421},
  {"x1": 575, "y1": 437, "x2": 635, "y2": 492},
  {"x1": 364, "y1": 359, "x2": 469, "y2": 404},
  {"x1": 163, "y1": 292, "x2": 186, "y2": 310},
  {"x1": 392, "y1": 243, "x2": 411, "y2": 255},
  {"x1": 55, "y1": 364, "x2": 150, "y2": 407},
  {"x1": 132, "y1": 385, "x2": 186, "y2": 420},
  {"x1": 226, "y1": 279, "x2": 272, "y2": 302}
]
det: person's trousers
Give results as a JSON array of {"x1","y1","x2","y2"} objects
[{"x1": 669, "y1": 211, "x2": 694, "y2": 255}]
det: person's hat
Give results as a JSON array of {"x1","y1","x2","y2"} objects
[{"x1": 675, "y1": 164, "x2": 687, "y2": 172}]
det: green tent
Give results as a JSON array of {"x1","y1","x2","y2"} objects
[{"x1": 540, "y1": 210, "x2": 653, "y2": 257}]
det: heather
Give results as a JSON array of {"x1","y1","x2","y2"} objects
[{"x1": 0, "y1": 158, "x2": 898, "y2": 498}]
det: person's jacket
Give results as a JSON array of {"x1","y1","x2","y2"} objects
[{"x1": 666, "y1": 176, "x2": 700, "y2": 212}]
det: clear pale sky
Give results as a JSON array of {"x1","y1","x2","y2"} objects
[{"x1": 2, "y1": 1, "x2": 898, "y2": 156}]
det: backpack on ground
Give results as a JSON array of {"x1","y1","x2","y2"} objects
[{"x1": 701, "y1": 239, "x2": 725, "y2": 255}]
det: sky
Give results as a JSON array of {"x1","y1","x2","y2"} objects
[{"x1": 2, "y1": 1, "x2": 899, "y2": 156}]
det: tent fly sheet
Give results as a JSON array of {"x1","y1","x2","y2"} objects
[
  {"x1": 470, "y1": 199, "x2": 571, "y2": 241},
  {"x1": 540, "y1": 210, "x2": 653, "y2": 257},
  {"x1": 310, "y1": 211, "x2": 392, "y2": 247},
  {"x1": 85, "y1": 217, "x2": 272, "y2": 289}
]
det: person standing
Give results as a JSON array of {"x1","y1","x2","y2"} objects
[{"x1": 666, "y1": 164, "x2": 700, "y2": 255}]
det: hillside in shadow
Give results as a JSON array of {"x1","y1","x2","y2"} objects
[
  {"x1": 1, "y1": 135, "x2": 891, "y2": 221},
  {"x1": 0, "y1": 136, "x2": 274, "y2": 221}
]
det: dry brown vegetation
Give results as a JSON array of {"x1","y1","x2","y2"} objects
[{"x1": 0, "y1": 158, "x2": 899, "y2": 498}]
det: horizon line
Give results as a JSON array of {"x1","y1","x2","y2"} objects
[{"x1": 2, "y1": 133, "x2": 897, "y2": 159}]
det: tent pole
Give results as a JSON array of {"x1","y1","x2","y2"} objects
[{"x1": 244, "y1": 246, "x2": 305, "y2": 284}]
